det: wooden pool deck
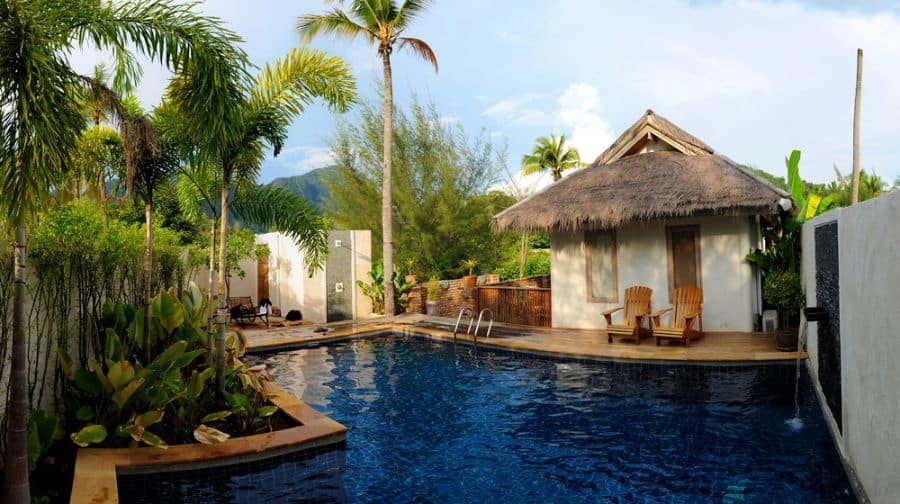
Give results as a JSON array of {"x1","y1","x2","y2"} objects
[{"x1": 244, "y1": 314, "x2": 804, "y2": 363}]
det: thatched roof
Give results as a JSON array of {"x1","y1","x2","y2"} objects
[
  {"x1": 593, "y1": 109, "x2": 714, "y2": 164},
  {"x1": 493, "y1": 110, "x2": 791, "y2": 232}
]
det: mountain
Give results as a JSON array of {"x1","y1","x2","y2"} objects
[{"x1": 266, "y1": 166, "x2": 336, "y2": 210}]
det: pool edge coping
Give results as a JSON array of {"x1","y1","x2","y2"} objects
[
  {"x1": 69, "y1": 382, "x2": 346, "y2": 504},
  {"x1": 247, "y1": 322, "x2": 807, "y2": 365}
]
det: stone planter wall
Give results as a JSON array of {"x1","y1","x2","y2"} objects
[{"x1": 406, "y1": 274, "x2": 500, "y2": 317}]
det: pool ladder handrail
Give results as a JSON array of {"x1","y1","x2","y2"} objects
[
  {"x1": 452, "y1": 308, "x2": 495, "y2": 343},
  {"x1": 453, "y1": 307, "x2": 475, "y2": 341},
  {"x1": 473, "y1": 308, "x2": 494, "y2": 339}
]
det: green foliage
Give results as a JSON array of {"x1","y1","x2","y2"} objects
[
  {"x1": 499, "y1": 250, "x2": 550, "y2": 281},
  {"x1": 528, "y1": 231, "x2": 551, "y2": 249},
  {"x1": 327, "y1": 97, "x2": 519, "y2": 278},
  {"x1": 30, "y1": 199, "x2": 187, "y2": 294},
  {"x1": 824, "y1": 167, "x2": 888, "y2": 207},
  {"x1": 356, "y1": 262, "x2": 414, "y2": 315},
  {"x1": 27, "y1": 410, "x2": 63, "y2": 471},
  {"x1": 60, "y1": 286, "x2": 276, "y2": 448},
  {"x1": 763, "y1": 271, "x2": 804, "y2": 325},
  {"x1": 426, "y1": 278, "x2": 441, "y2": 302},
  {"x1": 460, "y1": 258, "x2": 478, "y2": 276},
  {"x1": 786, "y1": 150, "x2": 834, "y2": 223}
]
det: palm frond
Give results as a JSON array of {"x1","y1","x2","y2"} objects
[
  {"x1": 394, "y1": 0, "x2": 431, "y2": 30},
  {"x1": 297, "y1": 9, "x2": 372, "y2": 44},
  {"x1": 231, "y1": 185, "x2": 330, "y2": 275},
  {"x1": 69, "y1": 0, "x2": 252, "y2": 149},
  {"x1": 250, "y1": 47, "x2": 356, "y2": 120},
  {"x1": 398, "y1": 37, "x2": 438, "y2": 71}
]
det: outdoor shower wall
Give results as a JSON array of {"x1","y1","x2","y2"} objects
[{"x1": 802, "y1": 190, "x2": 900, "y2": 504}]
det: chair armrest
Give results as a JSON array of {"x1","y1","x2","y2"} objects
[
  {"x1": 601, "y1": 306, "x2": 623, "y2": 325},
  {"x1": 651, "y1": 307, "x2": 672, "y2": 326},
  {"x1": 684, "y1": 311, "x2": 701, "y2": 320}
]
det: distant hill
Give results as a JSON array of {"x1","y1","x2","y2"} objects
[{"x1": 267, "y1": 166, "x2": 336, "y2": 210}]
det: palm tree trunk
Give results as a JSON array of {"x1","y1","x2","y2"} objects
[
  {"x1": 216, "y1": 184, "x2": 229, "y2": 395},
  {"x1": 519, "y1": 232, "x2": 529, "y2": 278},
  {"x1": 4, "y1": 224, "x2": 31, "y2": 503},
  {"x1": 382, "y1": 53, "x2": 395, "y2": 318},
  {"x1": 144, "y1": 198, "x2": 153, "y2": 361},
  {"x1": 206, "y1": 217, "x2": 217, "y2": 365},
  {"x1": 207, "y1": 217, "x2": 217, "y2": 330},
  {"x1": 125, "y1": 157, "x2": 134, "y2": 200},
  {"x1": 851, "y1": 48, "x2": 863, "y2": 205}
]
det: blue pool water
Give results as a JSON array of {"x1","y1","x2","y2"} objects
[{"x1": 120, "y1": 333, "x2": 856, "y2": 503}]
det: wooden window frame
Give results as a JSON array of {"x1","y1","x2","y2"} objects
[
  {"x1": 665, "y1": 225, "x2": 702, "y2": 303},
  {"x1": 584, "y1": 230, "x2": 619, "y2": 303}
]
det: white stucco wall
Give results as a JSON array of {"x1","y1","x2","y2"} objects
[
  {"x1": 802, "y1": 190, "x2": 900, "y2": 504},
  {"x1": 221, "y1": 230, "x2": 372, "y2": 323},
  {"x1": 550, "y1": 215, "x2": 756, "y2": 331},
  {"x1": 352, "y1": 230, "x2": 374, "y2": 318}
]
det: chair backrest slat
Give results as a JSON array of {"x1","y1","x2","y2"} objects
[
  {"x1": 671, "y1": 286, "x2": 702, "y2": 329},
  {"x1": 623, "y1": 286, "x2": 652, "y2": 327}
]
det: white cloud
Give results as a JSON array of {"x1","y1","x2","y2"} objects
[
  {"x1": 555, "y1": 83, "x2": 616, "y2": 162},
  {"x1": 481, "y1": 93, "x2": 551, "y2": 126},
  {"x1": 482, "y1": 83, "x2": 616, "y2": 161},
  {"x1": 272, "y1": 146, "x2": 334, "y2": 173}
]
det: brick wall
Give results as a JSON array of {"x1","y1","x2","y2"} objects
[{"x1": 406, "y1": 274, "x2": 501, "y2": 317}]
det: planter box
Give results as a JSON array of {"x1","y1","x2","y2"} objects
[
  {"x1": 70, "y1": 382, "x2": 346, "y2": 504},
  {"x1": 775, "y1": 327, "x2": 799, "y2": 352},
  {"x1": 425, "y1": 300, "x2": 440, "y2": 316}
]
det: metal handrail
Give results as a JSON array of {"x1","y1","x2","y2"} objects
[
  {"x1": 453, "y1": 307, "x2": 474, "y2": 341},
  {"x1": 473, "y1": 308, "x2": 494, "y2": 339}
]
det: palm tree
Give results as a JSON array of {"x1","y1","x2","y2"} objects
[
  {"x1": 298, "y1": 0, "x2": 438, "y2": 318},
  {"x1": 0, "y1": 1, "x2": 248, "y2": 500},
  {"x1": 168, "y1": 47, "x2": 355, "y2": 394},
  {"x1": 522, "y1": 134, "x2": 583, "y2": 182},
  {"x1": 123, "y1": 104, "x2": 181, "y2": 360}
]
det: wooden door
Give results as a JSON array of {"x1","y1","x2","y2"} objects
[
  {"x1": 666, "y1": 226, "x2": 701, "y2": 301},
  {"x1": 257, "y1": 256, "x2": 269, "y2": 302}
]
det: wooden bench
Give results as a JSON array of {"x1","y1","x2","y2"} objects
[{"x1": 227, "y1": 296, "x2": 269, "y2": 327}]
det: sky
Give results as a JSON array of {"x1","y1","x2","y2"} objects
[{"x1": 70, "y1": 0, "x2": 900, "y2": 188}]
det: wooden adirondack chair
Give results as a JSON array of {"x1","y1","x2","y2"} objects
[
  {"x1": 651, "y1": 286, "x2": 703, "y2": 347},
  {"x1": 602, "y1": 286, "x2": 653, "y2": 344}
]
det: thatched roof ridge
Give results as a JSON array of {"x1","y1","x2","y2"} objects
[
  {"x1": 493, "y1": 150, "x2": 791, "y2": 232},
  {"x1": 593, "y1": 109, "x2": 715, "y2": 165}
]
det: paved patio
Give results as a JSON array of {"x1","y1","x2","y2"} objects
[{"x1": 242, "y1": 313, "x2": 803, "y2": 363}]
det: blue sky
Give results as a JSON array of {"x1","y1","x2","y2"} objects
[{"x1": 72, "y1": 0, "x2": 900, "y2": 186}]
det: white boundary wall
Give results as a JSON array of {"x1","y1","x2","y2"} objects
[{"x1": 802, "y1": 190, "x2": 900, "y2": 503}]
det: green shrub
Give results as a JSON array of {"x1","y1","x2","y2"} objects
[{"x1": 763, "y1": 270, "x2": 804, "y2": 327}]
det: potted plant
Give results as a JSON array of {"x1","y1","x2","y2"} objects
[
  {"x1": 403, "y1": 258, "x2": 417, "y2": 284},
  {"x1": 425, "y1": 277, "x2": 441, "y2": 316},
  {"x1": 763, "y1": 270, "x2": 805, "y2": 351},
  {"x1": 461, "y1": 258, "x2": 478, "y2": 289}
]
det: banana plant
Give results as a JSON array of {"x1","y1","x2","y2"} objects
[{"x1": 61, "y1": 289, "x2": 210, "y2": 448}]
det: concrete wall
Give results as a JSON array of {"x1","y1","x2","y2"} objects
[
  {"x1": 802, "y1": 190, "x2": 900, "y2": 503},
  {"x1": 550, "y1": 215, "x2": 757, "y2": 331},
  {"x1": 201, "y1": 230, "x2": 372, "y2": 323}
]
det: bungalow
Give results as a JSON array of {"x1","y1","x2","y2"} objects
[{"x1": 493, "y1": 110, "x2": 793, "y2": 332}]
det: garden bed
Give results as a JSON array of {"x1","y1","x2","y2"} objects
[{"x1": 69, "y1": 382, "x2": 346, "y2": 504}]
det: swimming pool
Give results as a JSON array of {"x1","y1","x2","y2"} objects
[{"x1": 120, "y1": 333, "x2": 855, "y2": 503}]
